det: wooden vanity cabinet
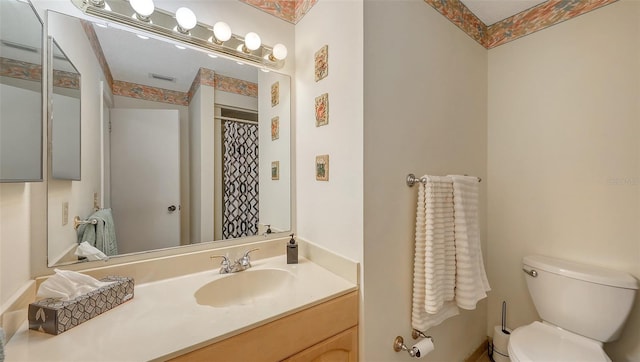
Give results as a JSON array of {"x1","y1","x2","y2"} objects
[{"x1": 171, "y1": 291, "x2": 358, "y2": 362}]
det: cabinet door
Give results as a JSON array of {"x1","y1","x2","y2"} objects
[{"x1": 283, "y1": 326, "x2": 358, "y2": 362}]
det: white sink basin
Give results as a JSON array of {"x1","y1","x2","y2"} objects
[{"x1": 194, "y1": 268, "x2": 295, "y2": 307}]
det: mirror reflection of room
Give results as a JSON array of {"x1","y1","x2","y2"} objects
[
  {"x1": 46, "y1": 11, "x2": 291, "y2": 266},
  {"x1": 0, "y1": 0, "x2": 43, "y2": 182}
]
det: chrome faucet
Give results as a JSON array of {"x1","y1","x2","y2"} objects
[{"x1": 210, "y1": 248, "x2": 259, "y2": 274}]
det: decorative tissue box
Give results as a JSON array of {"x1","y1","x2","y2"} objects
[{"x1": 28, "y1": 276, "x2": 134, "y2": 335}]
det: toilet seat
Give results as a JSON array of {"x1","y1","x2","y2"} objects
[{"x1": 508, "y1": 321, "x2": 611, "y2": 362}]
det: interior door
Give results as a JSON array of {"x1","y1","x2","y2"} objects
[{"x1": 110, "y1": 108, "x2": 180, "y2": 254}]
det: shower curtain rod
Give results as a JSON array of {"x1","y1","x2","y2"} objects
[{"x1": 215, "y1": 116, "x2": 258, "y2": 125}]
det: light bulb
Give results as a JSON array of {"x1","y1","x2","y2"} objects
[
  {"x1": 271, "y1": 43, "x2": 287, "y2": 60},
  {"x1": 130, "y1": 0, "x2": 154, "y2": 19},
  {"x1": 244, "y1": 32, "x2": 261, "y2": 51},
  {"x1": 213, "y1": 22, "x2": 231, "y2": 43},
  {"x1": 175, "y1": 7, "x2": 196, "y2": 32}
]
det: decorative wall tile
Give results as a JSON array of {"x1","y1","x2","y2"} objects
[
  {"x1": 272, "y1": 161, "x2": 280, "y2": 180},
  {"x1": 271, "y1": 81, "x2": 280, "y2": 107},
  {"x1": 271, "y1": 116, "x2": 280, "y2": 140},
  {"x1": 314, "y1": 45, "x2": 328, "y2": 82},
  {"x1": 315, "y1": 155, "x2": 329, "y2": 181},
  {"x1": 315, "y1": 93, "x2": 329, "y2": 127}
]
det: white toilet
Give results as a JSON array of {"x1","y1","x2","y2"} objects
[{"x1": 508, "y1": 255, "x2": 638, "y2": 362}]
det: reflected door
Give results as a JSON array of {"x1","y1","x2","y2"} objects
[{"x1": 110, "y1": 109, "x2": 180, "y2": 254}]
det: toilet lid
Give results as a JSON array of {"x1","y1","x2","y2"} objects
[{"x1": 508, "y1": 321, "x2": 611, "y2": 362}]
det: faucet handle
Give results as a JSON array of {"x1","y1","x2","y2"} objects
[
  {"x1": 210, "y1": 255, "x2": 232, "y2": 273},
  {"x1": 239, "y1": 248, "x2": 259, "y2": 267}
]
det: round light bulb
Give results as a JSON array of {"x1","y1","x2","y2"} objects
[
  {"x1": 244, "y1": 32, "x2": 261, "y2": 51},
  {"x1": 272, "y1": 43, "x2": 287, "y2": 60},
  {"x1": 175, "y1": 7, "x2": 197, "y2": 32},
  {"x1": 130, "y1": 0, "x2": 154, "y2": 17},
  {"x1": 213, "y1": 22, "x2": 231, "y2": 42}
]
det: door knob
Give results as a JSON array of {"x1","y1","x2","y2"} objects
[{"x1": 168, "y1": 205, "x2": 177, "y2": 212}]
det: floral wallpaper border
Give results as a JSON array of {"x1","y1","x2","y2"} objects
[
  {"x1": 1, "y1": 57, "x2": 79, "y2": 89},
  {"x1": 423, "y1": 0, "x2": 618, "y2": 49},
  {"x1": 238, "y1": 0, "x2": 318, "y2": 24},
  {"x1": 80, "y1": 20, "x2": 113, "y2": 88},
  {"x1": 1, "y1": 57, "x2": 41, "y2": 83},
  {"x1": 485, "y1": 0, "x2": 617, "y2": 48}
]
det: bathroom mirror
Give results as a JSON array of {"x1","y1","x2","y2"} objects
[
  {"x1": 46, "y1": 11, "x2": 291, "y2": 266},
  {"x1": 0, "y1": 0, "x2": 43, "y2": 182},
  {"x1": 50, "y1": 38, "x2": 81, "y2": 181}
]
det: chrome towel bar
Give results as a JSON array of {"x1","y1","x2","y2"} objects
[
  {"x1": 73, "y1": 216, "x2": 98, "y2": 230},
  {"x1": 406, "y1": 173, "x2": 481, "y2": 187}
]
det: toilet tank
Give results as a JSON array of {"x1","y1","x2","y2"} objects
[{"x1": 523, "y1": 255, "x2": 638, "y2": 342}]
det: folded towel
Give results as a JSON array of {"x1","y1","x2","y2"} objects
[
  {"x1": 37, "y1": 269, "x2": 114, "y2": 301},
  {"x1": 77, "y1": 208, "x2": 118, "y2": 256},
  {"x1": 75, "y1": 241, "x2": 109, "y2": 261},
  {"x1": 450, "y1": 175, "x2": 491, "y2": 310},
  {"x1": 412, "y1": 176, "x2": 459, "y2": 331}
]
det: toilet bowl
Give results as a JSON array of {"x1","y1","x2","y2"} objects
[
  {"x1": 509, "y1": 321, "x2": 610, "y2": 362},
  {"x1": 508, "y1": 255, "x2": 638, "y2": 362}
]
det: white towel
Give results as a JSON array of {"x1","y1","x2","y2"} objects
[
  {"x1": 450, "y1": 175, "x2": 491, "y2": 309},
  {"x1": 412, "y1": 176, "x2": 459, "y2": 331}
]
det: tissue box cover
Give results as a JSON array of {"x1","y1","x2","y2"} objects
[{"x1": 28, "y1": 276, "x2": 134, "y2": 335}]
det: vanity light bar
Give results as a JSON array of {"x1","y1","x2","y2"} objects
[{"x1": 71, "y1": 0, "x2": 285, "y2": 70}]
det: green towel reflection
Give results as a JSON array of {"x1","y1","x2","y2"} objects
[{"x1": 77, "y1": 208, "x2": 118, "y2": 256}]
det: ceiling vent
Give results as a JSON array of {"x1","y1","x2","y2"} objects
[{"x1": 149, "y1": 73, "x2": 175, "y2": 82}]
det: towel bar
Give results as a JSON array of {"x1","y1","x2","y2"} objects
[
  {"x1": 73, "y1": 216, "x2": 98, "y2": 230},
  {"x1": 406, "y1": 173, "x2": 481, "y2": 187}
]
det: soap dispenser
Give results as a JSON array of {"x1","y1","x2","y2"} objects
[{"x1": 287, "y1": 233, "x2": 298, "y2": 264}]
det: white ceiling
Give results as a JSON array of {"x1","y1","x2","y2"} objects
[
  {"x1": 460, "y1": 0, "x2": 547, "y2": 26},
  {"x1": 93, "y1": 22, "x2": 258, "y2": 93}
]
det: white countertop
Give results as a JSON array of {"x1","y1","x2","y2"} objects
[{"x1": 6, "y1": 256, "x2": 357, "y2": 361}]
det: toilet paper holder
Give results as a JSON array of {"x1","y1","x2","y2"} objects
[{"x1": 393, "y1": 330, "x2": 433, "y2": 357}]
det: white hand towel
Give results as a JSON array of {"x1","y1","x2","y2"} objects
[
  {"x1": 75, "y1": 241, "x2": 109, "y2": 261},
  {"x1": 412, "y1": 176, "x2": 459, "y2": 331},
  {"x1": 450, "y1": 175, "x2": 491, "y2": 310},
  {"x1": 37, "y1": 269, "x2": 114, "y2": 301}
]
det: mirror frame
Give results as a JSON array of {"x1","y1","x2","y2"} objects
[{"x1": 32, "y1": 7, "x2": 295, "y2": 277}]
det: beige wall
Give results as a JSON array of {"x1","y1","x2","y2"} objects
[
  {"x1": 259, "y1": 72, "x2": 291, "y2": 233},
  {"x1": 0, "y1": 184, "x2": 32, "y2": 307},
  {"x1": 294, "y1": 0, "x2": 364, "y2": 263},
  {"x1": 487, "y1": 1, "x2": 640, "y2": 360},
  {"x1": 363, "y1": 1, "x2": 488, "y2": 360}
]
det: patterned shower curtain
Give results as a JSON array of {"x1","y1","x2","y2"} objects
[{"x1": 222, "y1": 120, "x2": 259, "y2": 239}]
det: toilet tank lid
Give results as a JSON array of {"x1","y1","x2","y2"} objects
[{"x1": 523, "y1": 255, "x2": 638, "y2": 290}]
